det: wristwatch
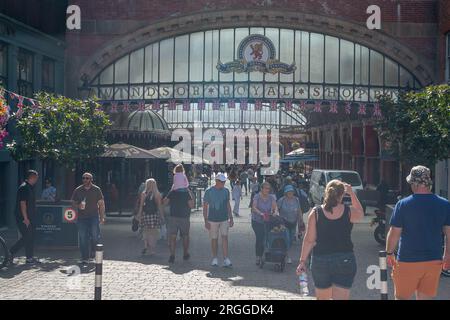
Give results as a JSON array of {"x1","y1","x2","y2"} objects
[{"x1": 386, "y1": 252, "x2": 394, "y2": 256}]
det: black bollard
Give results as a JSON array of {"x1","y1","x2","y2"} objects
[
  {"x1": 379, "y1": 250, "x2": 388, "y2": 300},
  {"x1": 94, "y1": 244, "x2": 103, "y2": 300}
]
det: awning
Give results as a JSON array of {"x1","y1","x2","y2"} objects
[
  {"x1": 101, "y1": 143, "x2": 157, "y2": 159},
  {"x1": 280, "y1": 154, "x2": 319, "y2": 163},
  {"x1": 148, "y1": 147, "x2": 210, "y2": 164}
]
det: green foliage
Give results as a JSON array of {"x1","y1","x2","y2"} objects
[
  {"x1": 7, "y1": 92, "x2": 111, "y2": 168},
  {"x1": 376, "y1": 84, "x2": 450, "y2": 167}
]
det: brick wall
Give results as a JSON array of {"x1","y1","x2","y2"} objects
[{"x1": 65, "y1": 0, "x2": 441, "y2": 94}]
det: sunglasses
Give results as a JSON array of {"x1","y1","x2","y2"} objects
[{"x1": 82, "y1": 177, "x2": 91, "y2": 180}]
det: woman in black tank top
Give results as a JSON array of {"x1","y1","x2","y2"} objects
[{"x1": 296, "y1": 180, "x2": 364, "y2": 300}]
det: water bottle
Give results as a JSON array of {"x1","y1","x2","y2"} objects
[{"x1": 298, "y1": 273, "x2": 309, "y2": 297}]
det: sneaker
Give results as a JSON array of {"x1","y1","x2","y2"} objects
[
  {"x1": 211, "y1": 257, "x2": 219, "y2": 267},
  {"x1": 287, "y1": 257, "x2": 292, "y2": 264},
  {"x1": 25, "y1": 258, "x2": 40, "y2": 264},
  {"x1": 183, "y1": 253, "x2": 190, "y2": 261},
  {"x1": 256, "y1": 257, "x2": 261, "y2": 266},
  {"x1": 78, "y1": 259, "x2": 89, "y2": 265},
  {"x1": 6, "y1": 252, "x2": 14, "y2": 266},
  {"x1": 168, "y1": 255, "x2": 175, "y2": 264},
  {"x1": 223, "y1": 258, "x2": 232, "y2": 268}
]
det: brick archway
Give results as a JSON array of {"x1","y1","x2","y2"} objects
[{"x1": 77, "y1": 9, "x2": 435, "y2": 88}]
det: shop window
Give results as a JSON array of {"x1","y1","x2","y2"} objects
[
  {"x1": 17, "y1": 49, "x2": 33, "y2": 96},
  {"x1": 42, "y1": 58, "x2": 55, "y2": 93},
  {"x1": 0, "y1": 42, "x2": 7, "y2": 87}
]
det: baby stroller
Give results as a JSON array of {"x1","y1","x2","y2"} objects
[{"x1": 260, "y1": 215, "x2": 290, "y2": 272}]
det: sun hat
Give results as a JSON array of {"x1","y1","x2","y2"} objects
[
  {"x1": 406, "y1": 165, "x2": 432, "y2": 186},
  {"x1": 284, "y1": 185, "x2": 295, "y2": 194}
]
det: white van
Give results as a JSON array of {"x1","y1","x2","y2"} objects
[{"x1": 309, "y1": 170, "x2": 363, "y2": 206}]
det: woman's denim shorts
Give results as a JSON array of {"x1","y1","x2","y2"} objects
[{"x1": 310, "y1": 252, "x2": 357, "y2": 289}]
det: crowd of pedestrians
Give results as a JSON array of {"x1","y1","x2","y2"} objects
[{"x1": 4, "y1": 164, "x2": 449, "y2": 300}]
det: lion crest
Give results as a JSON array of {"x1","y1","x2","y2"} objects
[{"x1": 250, "y1": 42, "x2": 264, "y2": 60}]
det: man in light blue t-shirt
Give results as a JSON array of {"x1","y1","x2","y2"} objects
[
  {"x1": 387, "y1": 165, "x2": 450, "y2": 300},
  {"x1": 203, "y1": 173, "x2": 234, "y2": 267}
]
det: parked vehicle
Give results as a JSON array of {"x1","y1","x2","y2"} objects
[{"x1": 309, "y1": 170, "x2": 364, "y2": 206}]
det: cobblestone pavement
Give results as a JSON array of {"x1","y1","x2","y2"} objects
[{"x1": 1, "y1": 192, "x2": 449, "y2": 300}]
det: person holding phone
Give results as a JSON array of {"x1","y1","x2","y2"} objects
[{"x1": 296, "y1": 180, "x2": 364, "y2": 300}]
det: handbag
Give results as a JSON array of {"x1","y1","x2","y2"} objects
[{"x1": 131, "y1": 216, "x2": 139, "y2": 232}]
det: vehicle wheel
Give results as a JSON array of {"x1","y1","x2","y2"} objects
[
  {"x1": 0, "y1": 238, "x2": 8, "y2": 269},
  {"x1": 374, "y1": 225, "x2": 386, "y2": 246}
]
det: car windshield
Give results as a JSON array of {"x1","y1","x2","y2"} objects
[{"x1": 327, "y1": 172, "x2": 362, "y2": 186}]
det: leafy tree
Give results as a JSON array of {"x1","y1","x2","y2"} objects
[
  {"x1": 376, "y1": 84, "x2": 450, "y2": 168},
  {"x1": 7, "y1": 92, "x2": 111, "y2": 168}
]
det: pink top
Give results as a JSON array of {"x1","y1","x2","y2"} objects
[{"x1": 172, "y1": 172, "x2": 189, "y2": 190}]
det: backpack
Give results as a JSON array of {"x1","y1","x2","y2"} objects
[
  {"x1": 298, "y1": 189, "x2": 311, "y2": 214},
  {"x1": 143, "y1": 193, "x2": 157, "y2": 215}
]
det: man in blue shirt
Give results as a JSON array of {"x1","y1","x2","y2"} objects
[
  {"x1": 203, "y1": 173, "x2": 234, "y2": 267},
  {"x1": 386, "y1": 165, "x2": 450, "y2": 300}
]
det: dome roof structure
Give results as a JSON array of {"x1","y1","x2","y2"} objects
[{"x1": 123, "y1": 110, "x2": 170, "y2": 132}]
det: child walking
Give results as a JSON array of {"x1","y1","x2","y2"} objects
[{"x1": 232, "y1": 180, "x2": 242, "y2": 217}]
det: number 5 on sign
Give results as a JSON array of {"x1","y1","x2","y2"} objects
[{"x1": 64, "y1": 208, "x2": 77, "y2": 223}]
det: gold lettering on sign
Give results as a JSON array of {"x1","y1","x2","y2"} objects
[{"x1": 266, "y1": 86, "x2": 277, "y2": 97}]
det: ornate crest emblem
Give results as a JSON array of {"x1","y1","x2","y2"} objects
[{"x1": 217, "y1": 34, "x2": 296, "y2": 74}]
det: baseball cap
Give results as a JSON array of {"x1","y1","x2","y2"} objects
[
  {"x1": 215, "y1": 173, "x2": 227, "y2": 182},
  {"x1": 406, "y1": 165, "x2": 432, "y2": 186},
  {"x1": 284, "y1": 185, "x2": 295, "y2": 194}
]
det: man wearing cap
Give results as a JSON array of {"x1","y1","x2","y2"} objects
[
  {"x1": 203, "y1": 173, "x2": 234, "y2": 267},
  {"x1": 386, "y1": 165, "x2": 450, "y2": 300}
]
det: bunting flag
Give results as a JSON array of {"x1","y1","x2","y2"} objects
[
  {"x1": 240, "y1": 99, "x2": 249, "y2": 110},
  {"x1": 212, "y1": 100, "x2": 221, "y2": 110},
  {"x1": 122, "y1": 101, "x2": 131, "y2": 113},
  {"x1": 270, "y1": 100, "x2": 277, "y2": 111},
  {"x1": 345, "y1": 102, "x2": 352, "y2": 115},
  {"x1": 152, "y1": 100, "x2": 160, "y2": 111},
  {"x1": 358, "y1": 103, "x2": 367, "y2": 115},
  {"x1": 168, "y1": 100, "x2": 177, "y2": 110},
  {"x1": 30, "y1": 99, "x2": 39, "y2": 110},
  {"x1": 314, "y1": 101, "x2": 322, "y2": 113},
  {"x1": 255, "y1": 100, "x2": 263, "y2": 111},
  {"x1": 285, "y1": 100, "x2": 293, "y2": 111},
  {"x1": 329, "y1": 101, "x2": 338, "y2": 114},
  {"x1": 198, "y1": 100, "x2": 205, "y2": 110},
  {"x1": 110, "y1": 102, "x2": 118, "y2": 113},
  {"x1": 183, "y1": 100, "x2": 191, "y2": 111},
  {"x1": 137, "y1": 101, "x2": 146, "y2": 111},
  {"x1": 299, "y1": 100, "x2": 307, "y2": 112},
  {"x1": 373, "y1": 103, "x2": 382, "y2": 118}
]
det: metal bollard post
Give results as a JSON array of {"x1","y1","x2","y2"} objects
[
  {"x1": 94, "y1": 244, "x2": 103, "y2": 300},
  {"x1": 379, "y1": 250, "x2": 388, "y2": 300}
]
